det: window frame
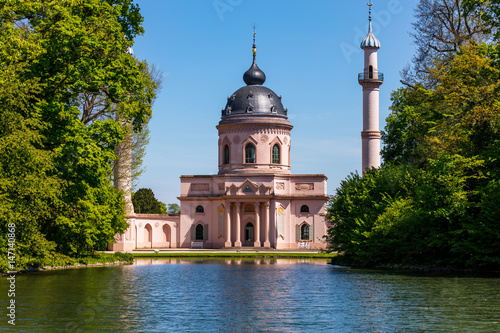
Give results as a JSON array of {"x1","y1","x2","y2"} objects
[
  {"x1": 300, "y1": 224, "x2": 310, "y2": 241},
  {"x1": 195, "y1": 205, "x2": 204, "y2": 213},
  {"x1": 245, "y1": 143, "x2": 256, "y2": 164},
  {"x1": 224, "y1": 144, "x2": 230, "y2": 165},
  {"x1": 272, "y1": 144, "x2": 280, "y2": 164},
  {"x1": 195, "y1": 224, "x2": 204, "y2": 240}
]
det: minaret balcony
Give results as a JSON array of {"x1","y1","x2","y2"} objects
[{"x1": 358, "y1": 72, "x2": 384, "y2": 82}]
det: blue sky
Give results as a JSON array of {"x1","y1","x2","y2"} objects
[{"x1": 132, "y1": 0, "x2": 418, "y2": 205}]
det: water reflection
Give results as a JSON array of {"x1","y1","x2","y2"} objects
[
  {"x1": 134, "y1": 258, "x2": 318, "y2": 266},
  {"x1": 0, "y1": 260, "x2": 498, "y2": 332}
]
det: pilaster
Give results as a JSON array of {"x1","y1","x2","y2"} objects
[
  {"x1": 254, "y1": 201, "x2": 261, "y2": 247},
  {"x1": 263, "y1": 201, "x2": 270, "y2": 248},
  {"x1": 234, "y1": 202, "x2": 242, "y2": 247},
  {"x1": 224, "y1": 201, "x2": 232, "y2": 247}
]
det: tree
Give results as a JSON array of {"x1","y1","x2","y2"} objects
[
  {"x1": 167, "y1": 203, "x2": 181, "y2": 215},
  {"x1": 132, "y1": 188, "x2": 165, "y2": 214},
  {"x1": 463, "y1": 0, "x2": 500, "y2": 40},
  {"x1": 402, "y1": 0, "x2": 489, "y2": 87},
  {"x1": 381, "y1": 87, "x2": 435, "y2": 166},
  {"x1": 0, "y1": 0, "x2": 155, "y2": 261}
]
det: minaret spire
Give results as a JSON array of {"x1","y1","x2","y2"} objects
[
  {"x1": 358, "y1": 2, "x2": 383, "y2": 173},
  {"x1": 368, "y1": 2, "x2": 373, "y2": 32}
]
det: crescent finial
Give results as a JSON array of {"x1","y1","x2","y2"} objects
[{"x1": 368, "y1": 2, "x2": 373, "y2": 6}]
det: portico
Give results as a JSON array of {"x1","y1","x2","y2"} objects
[{"x1": 223, "y1": 199, "x2": 271, "y2": 248}]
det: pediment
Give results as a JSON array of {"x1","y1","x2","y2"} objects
[
  {"x1": 225, "y1": 178, "x2": 271, "y2": 195},
  {"x1": 242, "y1": 136, "x2": 258, "y2": 146}
]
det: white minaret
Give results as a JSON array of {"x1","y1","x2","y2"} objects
[{"x1": 359, "y1": 3, "x2": 382, "y2": 173}]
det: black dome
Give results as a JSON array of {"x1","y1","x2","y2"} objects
[
  {"x1": 222, "y1": 85, "x2": 287, "y2": 117},
  {"x1": 222, "y1": 46, "x2": 287, "y2": 118},
  {"x1": 243, "y1": 59, "x2": 266, "y2": 85}
]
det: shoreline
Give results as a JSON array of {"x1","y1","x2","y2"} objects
[
  {"x1": 1, "y1": 261, "x2": 132, "y2": 276},
  {"x1": 329, "y1": 256, "x2": 500, "y2": 275}
]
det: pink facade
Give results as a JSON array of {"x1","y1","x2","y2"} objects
[
  {"x1": 109, "y1": 214, "x2": 180, "y2": 252},
  {"x1": 109, "y1": 35, "x2": 329, "y2": 251},
  {"x1": 177, "y1": 173, "x2": 328, "y2": 249}
]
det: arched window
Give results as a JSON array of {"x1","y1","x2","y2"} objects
[
  {"x1": 300, "y1": 205, "x2": 309, "y2": 213},
  {"x1": 195, "y1": 224, "x2": 204, "y2": 240},
  {"x1": 245, "y1": 143, "x2": 256, "y2": 163},
  {"x1": 195, "y1": 205, "x2": 204, "y2": 213},
  {"x1": 301, "y1": 224, "x2": 309, "y2": 240},
  {"x1": 272, "y1": 144, "x2": 280, "y2": 164},
  {"x1": 369, "y1": 65, "x2": 373, "y2": 79},
  {"x1": 224, "y1": 145, "x2": 230, "y2": 164}
]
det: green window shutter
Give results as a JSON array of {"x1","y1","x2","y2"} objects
[
  {"x1": 309, "y1": 224, "x2": 314, "y2": 241},
  {"x1": 191, "y1": 225, "x2": 195, "y2": 241},
  {"x1": 203, "y1": 224, "x2": 208, "y2": 240},
  {"x1": 296, "y1": 224, "x2": 300, "y2": 241}
]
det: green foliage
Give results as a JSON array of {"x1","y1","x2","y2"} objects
[
  {"x1": 0, "y1": 0, "x2": 154, "y2": 270},
  {"x1": 328, "y1": 40, "x2": 500, "y2": 269},
  {"x1": 132, "y1": 188, "x2": 166, "y2": 214},
  {"x1": 167, "y1": 203, "x2": 181, "y2": 215},
  {"x1": 0, "y1": 252, "x2": 133, "y2": 272},
  {"x1": 381, "y1": 87, "x2": 435, "y2": 166},
  {"x1": 463, "y1": 0, "x2": 500, "y2": 41}
]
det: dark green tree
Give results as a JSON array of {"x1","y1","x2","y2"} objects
[{"x1": 132, "y1": 188, "x2": 164, "y2": 214}]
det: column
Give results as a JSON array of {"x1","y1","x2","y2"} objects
[
  {"x1": 234, "y1": 202, "x2": 242, "y2": 247},
  {"x1": 263, "y1": 202, "x2": 270, "y2": 248},
  {"x1": 225, "y1": 201, "x2": 232, "y2": 247},
  {"x1": 254, "y1": 201, "x2": 261, "y2": 247}
]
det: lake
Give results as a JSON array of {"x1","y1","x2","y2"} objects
[{"x1": 1, "y1": 258, "x2": 499, "y2": 332}]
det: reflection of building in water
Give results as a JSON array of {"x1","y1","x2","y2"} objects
[{"x1": 109, "y1": 7, "x2": 381, "y2": 251}]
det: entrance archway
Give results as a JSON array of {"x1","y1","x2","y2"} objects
[{"x1": 244, "y1": 222, "x2": 254, "y2": 246}]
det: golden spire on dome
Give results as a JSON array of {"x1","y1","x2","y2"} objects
[{"x1": 252, "y1": 24, "x2": 257, "y2": 57}]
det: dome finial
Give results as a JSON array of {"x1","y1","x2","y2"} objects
[
  {"x1": 361, "y1": 2, "x2": 381, "y2": 49},
  {"x1": 243, "y1": 26, "x2": 266, "y2": 85},
  {"x1": 252, "y1": 24, "x2": 257, "y2": 59},
  {"x1": 368, "y1": 2, "x2": 373, "y2": 32}
]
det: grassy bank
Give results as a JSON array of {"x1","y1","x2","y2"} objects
[
  {"x1": 2, "y1": 252, "x2": 134, "y2": 274},
  {"x1": 131, "y1": 252, "x2": 337, "y2": 259}
]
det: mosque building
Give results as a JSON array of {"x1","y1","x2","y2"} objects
[{"x1": 109, "y1": 6, "x2": 381, "y2": 251}]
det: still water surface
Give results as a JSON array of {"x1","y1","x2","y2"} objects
[{"x1": 1, "y1": 258, "x2": 499, "y2": 332}]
